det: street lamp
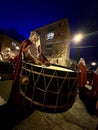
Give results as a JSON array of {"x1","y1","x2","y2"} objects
[
  {"x1": 72, "y1": 33, "x2": 84, "y2": 43},
  {"x1": 71, "y1": 31, "x2": 98, "y2": 63},
  {"x1": 87, "y1": 61, "x2": 97, "y2": 72},
  {"x1": 91, "y1": 62, "x2": 97, "y2": 66}
]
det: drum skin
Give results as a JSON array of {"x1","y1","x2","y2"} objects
[{"x1": 20, "y1": 61, "x2": 80, "y2": 113}]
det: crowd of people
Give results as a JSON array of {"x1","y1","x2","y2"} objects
[{"x1": 0, "y1": 48, "x2": 16, "y2": 63}]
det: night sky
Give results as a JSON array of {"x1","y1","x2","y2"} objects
[{"x1": 0, "y1": 0, "x2": 98, "y2": 64}]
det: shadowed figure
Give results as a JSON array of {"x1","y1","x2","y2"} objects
[
  {"x1": 92, "y1": 67, "x2": 98, "y2": 98},
  {"x1": 78, "y1": 58, "x2": 87, "y2": 87}
]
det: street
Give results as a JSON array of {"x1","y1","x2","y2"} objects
[{"x1": 0, "y1": 80, "x2": 98, "y2": 130}]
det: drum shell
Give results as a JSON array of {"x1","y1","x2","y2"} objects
[{"x1": 20, "y1": 62, "x2": 79, "y2": 113}]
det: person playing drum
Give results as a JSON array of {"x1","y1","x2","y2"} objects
[
  {"x1": 8, "y1": 31, "x2": 50, "y2": 111},
  {"x1": 21, "y1": 31, "x2": 49, "y2": 65}
]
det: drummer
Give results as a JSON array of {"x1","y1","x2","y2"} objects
[{"x1": 21, "y1": 31, "x2": 49, "y2": 65}]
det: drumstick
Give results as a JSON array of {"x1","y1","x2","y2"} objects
[
  {"x1": 41, "y1": 53, "x2": 48, "y2": 61},
  {"x1": 41, "y1": 53, "x2": 69, "y2": 68},
  {"x1": 41, "y1": 53, "x2": 76, "y2": 71}
]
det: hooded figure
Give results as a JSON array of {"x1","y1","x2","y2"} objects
[
  {"x1": 78, "y1": 58, "x2": 87, "y2": 87},
  {"x1": 21, "y1": 31, "x2": 48, "y2": 64},
  {"x1": 8, "y1": 31, "x2": 49, "y2": 115}
]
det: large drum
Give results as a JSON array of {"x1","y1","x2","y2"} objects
[{"x1": 19, "y1": 61, "x2": 80, "y2": 113}]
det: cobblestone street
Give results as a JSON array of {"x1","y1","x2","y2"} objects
[
  {"x1": 0, "y1": 80, "x2": 98, "y2": 130},
  {"x1": 13, "y1": 95, "x2": 98, "y2": 130}
]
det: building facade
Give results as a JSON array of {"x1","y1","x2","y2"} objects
[
  {"x1": 32, "y1": 18, "x2": 72, "y2": 66},
  {"x1": 0, "y1": 34, "x2": 21, "y2": 55}
]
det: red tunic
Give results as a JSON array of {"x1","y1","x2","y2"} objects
[
  {"x1": 78, "y1": 62, "x2": 87, "y2": 87},
  {"x1": 21, "y1": 39, "x2": 47, "y2": 63}
]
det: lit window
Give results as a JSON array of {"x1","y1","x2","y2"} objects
[
  {"x1": 12, "y1": 42, "x2": 16, "y2": 46},
  {"x1": 46, "y1": 32, "x2": 54, "y2": 40}
]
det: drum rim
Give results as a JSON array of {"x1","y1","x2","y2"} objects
[
  {"x1": 22, "y1": 61, "x2": 79, "y2": 73},
  {"x1": 22, "y1": 66, "x2": 80, "y2": 79}
]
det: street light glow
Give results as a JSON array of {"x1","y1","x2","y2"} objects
[
  {"x1": 72, "y1": 33, "x2": 84, "y2": 43},
  {"x1": 91, "y1": 62, "x2": 97, "y2": 66},
  {"x1": 72, "y1": 31, "x2": 98, "y2": 44},
  {"x1": 16, "y1": 46, "x2": 20, "y2": 50}
]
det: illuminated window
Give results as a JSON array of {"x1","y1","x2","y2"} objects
[
  {"x1": 12, "y1": 42, "x2": 16, "y2": 46},
  {"x1": 46, "y1": 32, "x2": 54, "y2": 40}
]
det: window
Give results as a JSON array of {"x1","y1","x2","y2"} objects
[{"x1": 46, "y1": 32, "x2": 54, "y2": 40}]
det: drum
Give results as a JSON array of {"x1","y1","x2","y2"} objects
[{"x1": 19, "y1": 61, "x2": 80, "y2": 113}]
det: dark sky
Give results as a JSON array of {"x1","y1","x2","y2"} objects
[{"x1": 0, "y1": 0, "x2": 98, "y2": 64}]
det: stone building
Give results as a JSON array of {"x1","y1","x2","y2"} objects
[
  {"x1": 0, "y1": 33, "x2": 21, "y2": 55},
  {"x1": 32, "y1": 18, "x2": 72, "y2": 67}
]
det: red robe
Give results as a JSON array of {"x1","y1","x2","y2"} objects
[
  {"x1": 21, "y1": 39, "x2": 47, "y2": 63},
  {"x1": 8, "y1": 39, "x2": 48, "y2": 108},
  {"x1": 78, "y1": 62, "x2": 87, "y2": 87},
  {"x1": 92, "y1": 73, "x2": 98, "y2": 98}
]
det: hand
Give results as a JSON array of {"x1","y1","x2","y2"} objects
[
  {"x1": 45, "y1": 61, "x2": 50, "y2": 66},
  {"x1": 35, "y1": 60, "x2": 42, "y2": 65}
]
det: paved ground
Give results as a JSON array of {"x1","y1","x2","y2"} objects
[
  {"x1": 13, "y1": 96, "x2": 98, "y2": 130},
  {"x1": 0, "y1": 80, "x2": 98, "y2": 130}
]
